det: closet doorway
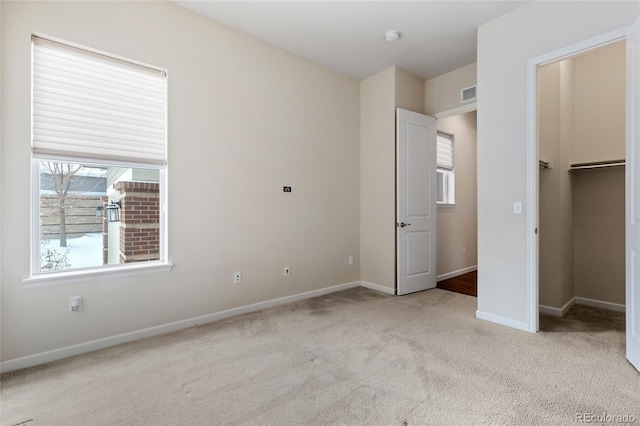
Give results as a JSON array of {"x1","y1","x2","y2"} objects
[
  {"x1": 537, "y1": 40, "x2": 626, "y2": 325},
  {"x1": 529, "y1": 19, "x2": 640, "y2": 373}
]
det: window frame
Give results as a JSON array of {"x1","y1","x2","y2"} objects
[
  {"x1": 436, "y1": 131, "x2": 455, "y2": 206},
  {"x1": 437, "y1": 168, "x2": 455, "y2": 205},
  {"x1": 29, "y1": 158, "x2": 170, "y2": 282},
  {"x1": 27, "y1": 35, "x2": 170, "y2": 283}
]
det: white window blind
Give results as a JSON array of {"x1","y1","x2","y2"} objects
[
  {"x1": 436, "y1": 132, "x2": 453, "y2": 170},
  {"x1": 32, "y1": 36, "x2": 167, "y2": 165}
]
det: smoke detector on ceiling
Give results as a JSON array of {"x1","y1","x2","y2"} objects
[{"x1": 385, "y1": 31, "x2": 401, "y2": 42}]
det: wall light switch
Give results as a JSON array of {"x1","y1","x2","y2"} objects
[{"x1": 513, "y1": 202, "x2": 523, "y2": 215}]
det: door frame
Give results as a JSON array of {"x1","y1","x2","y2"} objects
[{"x1": 526, "y1": 26, "x2": 630, "y2": 333}]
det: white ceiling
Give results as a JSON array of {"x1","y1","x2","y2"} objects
[{"x1": 172, "y1": 1, "x2": 529, "y2": 81}]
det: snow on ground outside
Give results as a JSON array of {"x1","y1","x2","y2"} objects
[{"x1": 41, "y1": 233, "x2": 103, "y2": 269}]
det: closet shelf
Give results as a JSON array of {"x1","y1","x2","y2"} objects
[{"x1": 569, "y1": 159, "x2": 625, "y2": 171}]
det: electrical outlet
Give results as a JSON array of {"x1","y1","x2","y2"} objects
[
  {"x1": 69, "y1": 296, "x2": 82, "y2": 312},
  {"x1": 348, "y1": 256, "x2": 354, "y2": 265},
  {"x1": 233, "y1": 272, "x2": 242, "y2": 284},
  {"x1": 462, "y1": 247, "x2": 466, "y2": 255},
  {"x1": 284, "y1": 266, "x2": 291, "y2": 276}
]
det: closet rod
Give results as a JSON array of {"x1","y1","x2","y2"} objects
[{"x1": 569, "y1": 159, "x2": 625, "y2": 171}]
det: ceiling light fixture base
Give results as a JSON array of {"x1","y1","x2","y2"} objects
[{"x1": 385, "y1": 30, "x2": 401, "y2": 42}]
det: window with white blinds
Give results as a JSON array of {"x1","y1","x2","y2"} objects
[
  {"x1": 436, "y1": 132, "x2": 453, "y2": 170},
  {"x1": 29, "y1": 36, "x2": 169, "y2": 281},
  {"x1": 32, "y1": 36, "x2": 167, "y2": 165}
]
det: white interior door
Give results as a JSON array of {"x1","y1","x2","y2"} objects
[
  {"x1": 626, "y1": 17, "x2": 640, "y2": 372},
  {"x1": 397, "y1": 108, "x2": 437, "y2": 295}
]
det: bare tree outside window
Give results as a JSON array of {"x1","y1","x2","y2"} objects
[
  {"x1": 39, "y1": 161, "x2": 108, "y2": 271},
  {"x1": 41, "y1": 162, "x2": 83, "y2": 247}
]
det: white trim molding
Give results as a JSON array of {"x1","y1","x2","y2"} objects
[
  {"x1": 433, "y1": 102, "x2": 477, "y2": 119},
  {"x1": 575, "y1": 297, "x2": 626, "y2": 313},
  {"x1": 540, "y1": 297, "x2": 626, "y2": 316},
  {"x1": 437, "y1": 265, "x2": 477, "y2": 282},
  {"x1": 360, "y1": 281, "x2": 395, "y2": 295},
  {"x1": 24, "y1": 262, "x2": 173, "y2": 288},
  {"x1": 0, "y1": 281, "x2": 361, "y2": 373},
  {"x1": 539, "y1": 297, "x2": 576, "y2": 317},
  {"x1": 475, "y1": 310, "x2": 529, "y2": 332}
]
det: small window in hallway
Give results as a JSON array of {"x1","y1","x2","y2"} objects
[{"x1": 437, "y1": 132, "x2": 455, "y2": 204}]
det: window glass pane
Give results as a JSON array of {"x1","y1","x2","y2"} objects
[
  {"x1": 437, "y1": 170, "x2": 445, "y2": 203},
  {"x1": 39, "y1": 161, "x2": 161, "y2": 272}
]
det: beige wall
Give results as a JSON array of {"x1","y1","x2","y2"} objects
[
  {"x1": 396, "y1": 67, "x2": 425, "y2": 114},
  {"x1": 573, "y1": 168, "x2": 625, "y2": 304},
  {"x1": 0, "y1": 1, "x2": 3, "y2": 341},
  {"x1": 539, "y1": 41, "x2": 625, "y2": 311},
  {"x1": 477, "y1": 1, "x2": 638, "y2": 327},
  {"x1": 360, "y1": 66, "x2": 424, "y2": 291},
  {"x1": 538, "y1": 60, "x2": 575, "y2": 310},
  {"x1": 436, "y1": 111, "x2": 478, "y2": 277},
  {"x1": 572, "y1": 41, "x2": 626, "y2": 306},
  {"x1": 425, "y1": 63, "x2": 476, "y2": 115},
  {"x1": 1, "y1": 1, "x2": 360, "y2": 362},
  {"x1": 360, "y1": 67, "x2": 396, "y2": 290},
  {"x1": 573, "y1": 41, "x2": 626, "y2": 164}
]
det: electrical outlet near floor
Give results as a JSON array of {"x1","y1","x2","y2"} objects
[
  {"x1": 233, "y1": 272, "x2": 242, "y2": 284},
  {"x1": 284, "y1": 266, "x2": 291, "y2": 276}
]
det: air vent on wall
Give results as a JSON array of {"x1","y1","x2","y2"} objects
[{"x1": 461, "y1": 85, "x2": 477, "y2": 103}]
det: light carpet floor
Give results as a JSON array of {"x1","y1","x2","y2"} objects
[{"x1": 1, "y1": 288, "x2": 638, "y2": 425}]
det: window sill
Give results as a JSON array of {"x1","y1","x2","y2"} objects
[
  {"x1": 23, "y1": 262, "x2": 173, "y2": 288},
  {"x1": 437, "y1": 203, "x2": 456, "y2": 207}
]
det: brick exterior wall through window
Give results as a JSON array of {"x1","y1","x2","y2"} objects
[{"x1": 114, "y1": 181, "x2": 160, "y2": 263}]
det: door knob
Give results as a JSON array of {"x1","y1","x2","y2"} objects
[{"x1": 399, "y1": 222, "x2": 411, "y2": 228}]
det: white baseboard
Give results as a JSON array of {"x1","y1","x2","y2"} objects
[
  {"x1": 437, "y1": 265, "x2": 477, "y2": 282},
  {"x1": 539, "y1": 297, "x2": 576, "y2": 317},
  {"x1": 540, "y1": 297, "x2": 625, "y2": 317},
  {"x1": 0, "y1": 281, "x2": 361, "y2": 374},
  {"x1": 360, "y1": 281, "x2": 395, "y2": 295},
  {"x1": 575, "y1": 297, "x2": 625, "y2": 313},
  {"x1": 475, "y1": 310, "x2": 530, "y2": 332},
  {"x1": 538, "y1": 305, "x2": 562, "y2": 317}
]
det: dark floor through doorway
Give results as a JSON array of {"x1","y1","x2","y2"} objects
[{"x1": 437, "y1": 270, "x2": 477, "y2": 297}]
